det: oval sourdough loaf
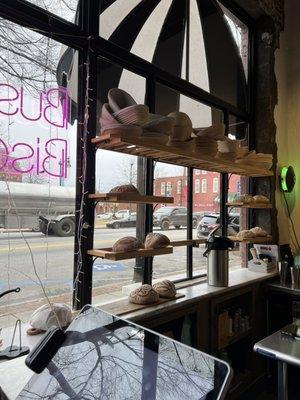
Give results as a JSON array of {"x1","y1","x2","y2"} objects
[
  {"x1": 144, "y1": 233, "x2": 170, "y2": 249},
  {"x1": 253, "y1": 195, "x2": 269, "y2": 203},
  {"x1": 129, "y1": 284, "x2": 159, "y2": 305},
  {"x1": 112, "y1": 236, "x2": 143, "y2": 252},
  {"x1": 237, "y1": 230, "x2": 256, "y2": 239},
  {"x1": 250, "y1": 226, "x2": 268, "y2": 237},
  {"x1": 109, "y1": 184, "x2": 140, "y2": 195},
  {"x1": 153, "y1": 280, "x2": 176, "y2": 299},
  {"x1": 236, "y1": 194, "x2": 254, "y2": 204}
]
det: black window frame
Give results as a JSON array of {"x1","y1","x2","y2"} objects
[{"x1": 0, "y1": 0, "x2": 255, "y2": 309}]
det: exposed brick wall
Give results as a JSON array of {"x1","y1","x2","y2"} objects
[{"x1": 154, "y1": 171, "x2": 240, "y2": 212}]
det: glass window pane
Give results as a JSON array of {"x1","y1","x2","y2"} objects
[
  {"x1": 0, "y1": 20, "x2": 77, "y2": 326},
  {"x1": 25, "y1": 0, "x2": 78, "y2": 23},
  {"x1": 153, "y1": 162, "x2": 187, "y2": 280},
  {"x1": 228, "y1": 174, "x2": 248, "y2": 269},
  {"x1": 94, "y1": 65, "x2": 146, "y2": 295},
  {"x1": 193, "y1": 169, "x2": 220, "y2": 276}
]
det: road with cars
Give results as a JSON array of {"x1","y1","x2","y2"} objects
[{"x1": 0, "y1": 226, "x2": 241, "y2": 319}]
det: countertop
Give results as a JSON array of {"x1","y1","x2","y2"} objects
[
  {"x1": 123, "y1": 268, "x2": 278, "y2": 321},
  {"x1": 0, "y1": 268, "x2": 277, "y2": 399},
  {"x1": 265, "y1": 281, "x2": 300, "y2": 295}
]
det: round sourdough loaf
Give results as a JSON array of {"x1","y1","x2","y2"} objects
[
  {"x1": 237, "y1": 230, "x2": 256, "y2": 239},
  {"x1": 250, "y1": 226, "x2": 268, "y2": 237},
  {"x1": 236, "y1": 194, "x2": 254, "y2": 204},
  {"x1": 153, "y1": 280, "x2": 176, "y2": 299},
  {"x1": 144, "y1": 233, "x2": 170, "y2": 249},
  {"x1": 253, "y1": 195, "x2": 269, "y2": 204},
  {"x1": 109, "y1": 184, "x2": 140, "y2": 195},
  {"x1": 129, "y1": 284, "x2": 159, "y2": 305},
  {"x1": 112, "y1": 236, "x2": 143, "y2": 252}
]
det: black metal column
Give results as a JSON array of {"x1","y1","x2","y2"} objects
[
  {"x1": 220, "y1": 111, "x2": 229, "y2": 236},
  {"x1": 187, "y1": 167, "x2": 193, "y2": 279},
  {"x1": 73, "y1": 0, "x2": 99, "y2": 309},
  {"x1": 143, "y1": 77, "x2": 155, "y2": 284}
]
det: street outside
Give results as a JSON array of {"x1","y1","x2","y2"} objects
[{"x1": 0, "y1": 226, "x2": 242, "y2": 325}]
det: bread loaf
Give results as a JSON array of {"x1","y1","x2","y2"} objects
[
  {"x1": 253, "y1": 195, "x2": 269, "y2": 204},
  {"x1": 129, "y1": 284, "x2": 159, "y2": 305},
  {"x1": 153, "y1": 280, "x2": 176, "y2": 299},
  {"x1": 237, "y1": 230, "x2": 255, "y2": 239},
  {"x1": 144, "y1": 233, "x2": 170, "y2": 249},
  {"x1": 112, "y1": 237, "x2": 143, "y2": 252},
  {"x1": 236, "y1": 194, "x2": 254, "y2": 204},
  {"x1": 109, "y1": 184, "x2": 140, "y2": 195},
  {"x1": 250, "y1": 227, "x2": 268, "y2": 237}
]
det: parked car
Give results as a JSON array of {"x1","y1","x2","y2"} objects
[
  {"x1": 97, "y1": 213, "x2": 113, "y2": 220},
  {"x1": 197, "y1": 214, "x2": 239, "y2": 237},
  {"x1": 106, "y1": 213, "x2": 136, "y2": 229},
  {"x1": 114, "y1": 210, "x2": 132, "y2": 219},
  {"x1": 153, "y1": 207, "x2": 201, "y2": 230}
]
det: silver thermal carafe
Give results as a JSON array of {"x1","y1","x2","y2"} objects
[{"x1": 204, "y1": 236, "x2": 234, "y2": 287}]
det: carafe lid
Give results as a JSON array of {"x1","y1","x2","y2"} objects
[{"x1": 205, "y1": 235, "x2": 234, "y2": 252}]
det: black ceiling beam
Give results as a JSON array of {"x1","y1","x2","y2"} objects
[{"x1": 0, "y1": 0, "x2": 87, "y2": 49}]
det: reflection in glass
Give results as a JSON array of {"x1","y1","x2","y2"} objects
[{"x1": 18, "y1": 307, "x2": 230, "y2": 400}]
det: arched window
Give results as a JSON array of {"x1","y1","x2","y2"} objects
[
  {"x1": 201, "y1": 179, "x2": 207, "y2": 193},
  {"x1": 177, "y1": 180, "x2": 182, "y2": 194},
  {"x1": 213, "y1": 177, "x2": 219, "y2": 193},
  {"x1": 166, "y1": 182, "x2": 172, "y2": 195},
  {"x1": 161, "y1": 182, "x2": 165, "y2": 195},
  {"x1": 195, "y1": 179, "x2": 200, "y2": 194}
]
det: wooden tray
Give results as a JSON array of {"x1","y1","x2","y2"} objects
[
  {"x1": 170, "y1": 238, "x2": 206, "y2": 247},
  {"x1": 101, "y1": 292, "x2": 185, "y2": 316},
  {"x1": 92, "y1": 132, "x2": 273, "y2": 177},
  {"x1": 88, "y1": 246, "x2": 173, "y2": 260},
  {"x1": 226, "y1": 202, "x2": 272, "y2": 209},
  {"x1": 229, "y1": 235, "x2": 272, "y2": 244},
  {"x1": 89, "y1": 192, "x2": 174, "y2": 204}
]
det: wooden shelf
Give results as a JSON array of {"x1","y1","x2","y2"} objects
[
  {"x1": 101, "y1": 292, "x2": 185, "y2": 316},
  {"x1": 228, "y1": 235, "x2": 272, "y2": 244},
  {"x1": 89, "y1": 192, "x2": 174, "y2": 204},
  {"x1": 92, "y1": 132, "x2": 273, "y2": 177},
  {"x1": 88, "y1": 245, "x2": 173, "y2": 260},
  {"x1": 226, "y1": 202, "x2": 272, "y2": 209},
  {"x1": 170, "y1": 238, "x2": 206, "y2": 247}
]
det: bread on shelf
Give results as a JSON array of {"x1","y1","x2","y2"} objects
[
  {"x1": 237, "y1": 227, "x2": 269, "y2": 239},
  {"x1": 153, "y1": 280, "x2": 176, "y2": 299},
  {"x1": 250, "y1": 227, "x2": 268, "y2": 237},
  {"x1": 144, "y1": 233, "x2": 170, "y2": 249},
  {"x1": 237, "y1": 230, "x2": 256, "y2": 239},
  {"x1": 108, "y1": 184, "x2": 140, "y2": 195},
  {"x1": 236, "y1": 194, "x2": 254, "y2": 204},
  {"x1": 112, "y1": 237, "x2": 143, "y2": 252},
  {"x1": 129, "y1": 284, "x2": 159, "y2": 305},
  {"x1": 253, "y1": 195, "x2": 269, "y2": 204}
]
